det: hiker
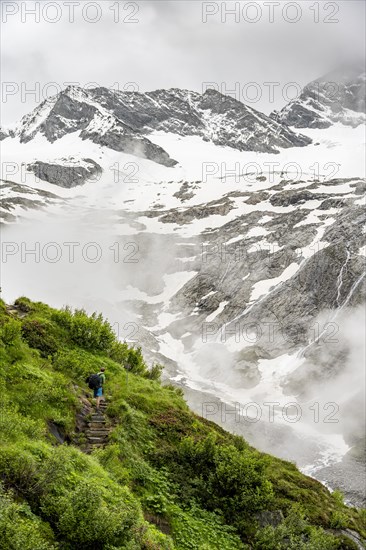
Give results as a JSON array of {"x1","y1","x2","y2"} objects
[
  {"x1": 86, "y1": 367, "x2": 106, "y2": 411},
  {"x1": 95, "y1": 367, "x2": 106, "y2": 410}
]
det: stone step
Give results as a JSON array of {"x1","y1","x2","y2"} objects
[
  {"x1": 91, "y1": 415, "x2": 105, "y2": 421},
  {"x1": 87, "y1": 421, "x2": 107, "y2": 428},
  {"x1": 86, "y1": 430, "x2": 110, "y2": 437},
  {"x1": 87, "y1": 436, "x2": 108, "y2": 443},
  {"x1": 86, "y1": 426, "x2": 109, "y2": 431},
  {"x1": 87, "y1": 425, "x2": 109, "y2": 431}
]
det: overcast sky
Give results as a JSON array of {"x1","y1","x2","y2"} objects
[{"x1": 1, "y1": 0, "x2": 365, "y2": 125}]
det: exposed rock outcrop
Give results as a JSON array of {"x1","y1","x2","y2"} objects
[{"x1": 271, "y1": 66, "x2": 366, "y2": 128}]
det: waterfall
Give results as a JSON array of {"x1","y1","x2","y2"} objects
[
  {"x1": 336, "y1": 249, "x2": 351, "y2": 307},
  {"x1": 298, "y1": 262, "x2": 366, "y2": 358}
]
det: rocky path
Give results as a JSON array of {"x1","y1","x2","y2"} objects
[
  {"x1": 75, "y1": 396, "x2": 112, "y2": 454},
  {"x1": 84, "y1": 401, "x2": 111, "y2": 453}
]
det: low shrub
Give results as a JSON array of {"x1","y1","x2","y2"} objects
[
  {"x1": 156, "y1": 434, "x2": 274, "y2": 536},
  {"x1": 21, "y1": 319, "x2": 59, "y2": 358},
  {"x1": 253, "y1": 508, "x2": 349, "y2": 549},
  {"x1": 329, "y1": 510, "x2": 348, "y2": 529},
  {"x1": 0, "y1": 485, "x2": 56, "y2": 550},
  {"x1": 169, "y1": 504, "x2": 247, "y2": 549},
  {"x1": 51, "y1": 307, "x2": 115, "y2": 352},
  {"x1": 144, "y1": 363, "x2": 163, "y2": 381},
  {"x1": 0, "y1": 318, "x2": 22, "y2": 345},
  {"x1": 14, "y1": 296, "x2": 33, "y2": 313}
]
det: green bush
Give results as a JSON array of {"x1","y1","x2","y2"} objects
[
  {"x1": 109, "y1": 339, "x2": 129, "y2": 365},
  {"x1": 4, "y1": 364, "x2": 75, "y2": 430},
  {"x1": 52, "y1": 307, "x2": 115, "y2": 352},
  {"x1": 93, "y1": 444, "x2": 131, "y2": 485},
  {"x1": 37, "y1": 447, "x2": 142, "y2": 547},
  {"x1": 163, "y1": 384, "x2": 185, "y2": 398},
  {"x1": 329, "y1": 510, "x2": 348, "y2": 529},
  {"x1": 125, "y1": 347, "x2": 148, "y2": 376},
  {"x1": 0, "y1": 444, "x2": 39, "y2": 496},
  {"x1": 138, "y1": 523, "x2": 174, "y2": 550},
  {"x1": 205, "y1": 446, "x2": 273, "y2": 533},
  {"x1": 175, "y1": 435, "x2": 273, "y2": 533},
  {"x1": 21, "y1": 318, "x2": 59, "y2": 358},
  {"x1": 253, "y1": 509, "x2": 343, "y2": 549},
  {"x1": 0, "y1": 485, "x2": 56, "y2": 550},
  {"x1": 0, "y1": 403, "x2": 44, "y2": 442},
  {"x1": 53, "y1": 348, "x2": 99, "y2": 381},
  {"x1": 14, "y1": 296, "x2": 33, "y2": 313},
  {"x1": 144, "y1": 364, "x2": 163, "y2": 381},
  {"x1": 331, "y1": 490, "x2": 345, "y2": 506},
  {"x1": 0, "y1": 318, "x2": 22, "y2": 345},
  {"x1": 169, "y1": 504, "x2": 247, "y2": 549},
  {"x1": 44, "y1": 480, "x2": 139, "y2": 547},
  {"x1": 0, "y1": 442, "x2": 143, "y2": 548}
]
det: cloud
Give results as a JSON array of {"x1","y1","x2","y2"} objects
[{"x1": 1, "y1": 0, "x2": 365, "y2": 124}]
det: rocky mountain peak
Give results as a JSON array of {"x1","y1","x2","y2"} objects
[
  {"x1": 271, "y1": 65, "x2": 366, "y2": 129},
  {"x1": 11, "y1": 84, "x2": 312, "y2": 160},
  {"x1": 0, "y1": 127, "x2": 10, "y2": 141}
]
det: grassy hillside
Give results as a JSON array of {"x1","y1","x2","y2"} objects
[{"x1": 0, "y1": 296, "x2": 365, "y2": 549}]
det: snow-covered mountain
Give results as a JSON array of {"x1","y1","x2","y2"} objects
[
  {"x1": 1, "y1": 68, "x2": 365, "y2": 505},
  {"x1": 9, "y1": 84, "x2": 311, "y2": 157},
  {"x1": 0, "y1": 127, "x2": 10, "y2": 141},
  {"x1": 271, "y1": 65, "x2": 366, "y2": 129}
]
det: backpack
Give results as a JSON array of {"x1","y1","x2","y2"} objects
[{"x1": 86, "y1": 373, "x2": 102, "y2": 390}]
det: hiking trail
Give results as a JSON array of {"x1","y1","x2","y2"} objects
[{"x1": 76, "y1": 395, "x2": 112, "y2": 453}]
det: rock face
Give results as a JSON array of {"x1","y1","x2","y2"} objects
[
  {"x1": 0, "y1": 128, "x2": 10, "y2": 141},
  {"x1": 271, "y1": 66, "x2": 366, "y2": 128},
  {"x1": 14, "y1": 85, "x2": 311, "y2": 157},
  {"x1": 27, "y1": 158, "x2": 102, "y2": 188},
  {"x1": 90, "y1": 86, "x2": 311, "y2": 153},
  {"x1": 164, "y1": 179, "x2": 366, "y2": 358},
  {"x1": 15, "y1": 88, "x2": 177, "y2": 167},
  {"x1": 0, "y1": 179, "x2": 63, "y2": 223}
]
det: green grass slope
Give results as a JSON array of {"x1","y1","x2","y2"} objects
[{"x1": 0, "y1": 297, "x2": 365, "y2": 549}]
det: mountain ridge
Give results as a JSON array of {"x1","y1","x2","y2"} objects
[
  {"x1": 7, "y1": 84, "x2": 312, "y2": 157},
  {"x1": 271, "y1": 66, "x2": 366, "y2": 129}
]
